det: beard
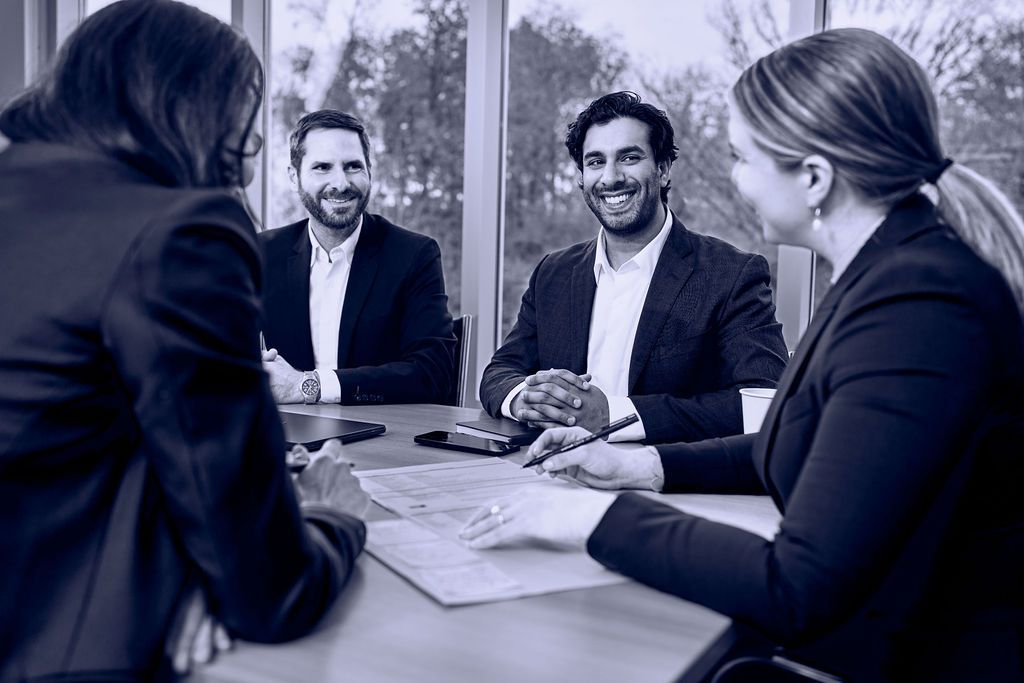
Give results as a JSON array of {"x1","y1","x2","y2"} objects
[
  {"x1": 298, "y1": 182, "x2": 370, "y2": 233},
  {"x1": 582, "y1": 176, "x2": 662, "y2": 236}
]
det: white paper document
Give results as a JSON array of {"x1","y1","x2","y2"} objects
[
  {"x1": 356, "y1": 459, "x2": 625, "y2": 605},
  {"x1": 356, "y1": 458, "x2": 782, "y2": 606}
]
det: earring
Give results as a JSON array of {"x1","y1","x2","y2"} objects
[{"x1": 811, "y1": 206, "x2": 823, "y2": 232}]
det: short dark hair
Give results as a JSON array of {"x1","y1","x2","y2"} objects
[
  {"x1": 565, "y1": 91, "x2": 679, "y2": 203},
  {"x1": 289, "y1": 110, "x2": 372, "y2": 174},
  {"x1": 0, "y1": 0, "x2": 263, "y2": 188}
]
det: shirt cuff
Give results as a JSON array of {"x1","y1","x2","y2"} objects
[
  {"x1": 604, "y1": 395, "x2": 646, "y2": 442},
  {"x1": 500, "y1": 381, "x2": 528, "y2": 420},
  {"x1": 317, "y1": 368, "x2": 342, "y2": 403}
]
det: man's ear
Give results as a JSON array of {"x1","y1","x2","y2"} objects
[
  {"x1": 287, "y1": 165, "x2": 298, "y2": 188},
  {"x1": 575, "y1": 168, "x2": 584, "y2": 190},
  {"x1": 801, "y1": 154, "x2": 835, "y2": 210},
  {"x1": 658, "y1": 160, "x2": 672, "y2": 188}
]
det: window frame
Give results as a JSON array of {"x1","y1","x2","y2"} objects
[{"x1": 6, "y1": 0, "x2": 827, "y2": 397}]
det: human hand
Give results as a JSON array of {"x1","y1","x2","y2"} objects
[
  {"x1": 512, "y1": 369, "x2": 592, "y2": 428},
  {"x1": 459, "y1": 487, "x2": 617, "y2": 549},
  {"x1": 262, "y1": 349, "x2": 303, "y2": 403},
  {"x1": 165, "y1": 586, "x2": 232, "y2": 675},
  {"x1": 561, "y1": 383, "x2": 610, "y2": 433},
  {"x1": 529, "y1": 427, "x2": 663, "y2": 491},
  {"x1": 286, "y1": 443, "x2": 311, "y2": 472},
  {"x1": 293, "y1": 439, "x2": 371, "y2": 520}
]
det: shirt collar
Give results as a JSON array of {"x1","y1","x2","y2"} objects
[
  {"x1": 593, "y1": 206, "x2": 674, "y2": 283},
  {"x1": 308, "y1": 215, "x2": 363, "y2": 267}
]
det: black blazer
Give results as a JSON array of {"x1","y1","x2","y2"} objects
[
  {"x1": 587, "y1": 196, "x2": 1024, "y2": 681},
  {"x1": 0, "y1": 143, "x2": 365, "y2": 681},
  {"x1": 260, "y1": 214, "x2": 455, "y2": 404},
  {"x1": 480, "y1": 216, "x2": 788, "y2": 443}
]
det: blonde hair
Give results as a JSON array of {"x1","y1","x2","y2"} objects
[
  {"x1": 935, "y1": 165, "x2": 1024, "y2": 311},
  {"x1": 731, "y1": 28, "x2": 1024, "y2": 315}
]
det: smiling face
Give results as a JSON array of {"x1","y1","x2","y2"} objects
[
  {"x1": 579, "y1": 117, "x2": 669, "y2": 236},
  {"x1": 726, "y1": 102, "x2": 812, "y2": 245},
  {"x1": 290, "y1": 127, "x2": 371, "y2": 234}
]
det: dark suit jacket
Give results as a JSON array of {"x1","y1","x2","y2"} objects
[
  {"x1": 0, "y1": 143, "x2": 365, "y2": 681},
  {"x1": 588, "y1": 196, "x2": 1024, "y2": 681},
  {"x1": 260, "y1": 215, "x2": 455, "y2": 404},
  {"x1": 480, "y1": 216, "x2": 788, "y2": 443}
]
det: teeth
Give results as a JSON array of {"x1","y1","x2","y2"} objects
[{"x1": 604, "y1": 193, "x2": 630, "y2": 206}]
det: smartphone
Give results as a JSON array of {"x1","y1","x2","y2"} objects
[{"x1": 413, "y1": 430, "x2": 520, "y2": 456}]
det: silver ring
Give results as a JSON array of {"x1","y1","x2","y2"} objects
[
  {"x1": 496, "y1": 513, "x2": 506, "y2": 525},
  {"x1": 489, "y1": 505, "x2": 501, "y2": 516}
]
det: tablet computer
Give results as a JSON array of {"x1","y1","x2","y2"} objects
[{"x1": 280, "y1": 412, "x2": 386, "y2": 451}]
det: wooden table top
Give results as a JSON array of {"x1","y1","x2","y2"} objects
[{"x1": 193, "y1": 403, "x2": 770, "y2": 683}]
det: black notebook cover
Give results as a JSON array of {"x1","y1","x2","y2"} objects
[{"x1": 455, "y1": 416, "x2": 542, "y2": 445}]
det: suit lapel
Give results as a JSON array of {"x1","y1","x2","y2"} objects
[
  {"x1": 569, "y1": 240, "x2": 598, "y2": 375},
  {"x1": 284, "y1": 222, "x2": 316, "y2": 369},
  {"x1": 753, "y1": 195, "x2": 945, "y2": 503},
  {"x1": 628, "y1": 218, "x2": 695, "y2": 390},
  {"x1": 752, "y1": 289, "x2": 842, "y2": 507},
  {"x1": 335, "y1": 214, "x2": 381, "y2": 367}
]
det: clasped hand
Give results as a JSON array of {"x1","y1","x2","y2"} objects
[{"x1": 512, "y1": 369, "x2": 610, "y2": 431}]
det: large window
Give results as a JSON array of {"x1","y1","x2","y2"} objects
[
  {"x1": 819, "y1": 0, "x2": 1024, "y2": 298},
  {"x1": 86, "y1": 0, "x2": 231, "y2": 21},
  {"x1": 267, "y1": 0, "x2": 468, "y2": 315},
  {"x1": 501, "y1": 0, "x2": 789, "y2": 336},
  {"x1": 33, "y1": 0, "x2": 1023, "y2": 392}
]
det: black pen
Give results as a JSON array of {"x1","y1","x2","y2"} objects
[{"x1": 521, "y1": 413, "x2": 640, "y2": 469}]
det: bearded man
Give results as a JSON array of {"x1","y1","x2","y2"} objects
[
  {"x1": 480, "y1": 92, "x2": 787, "y2": 444},
  {"x1": 260, "y1": 110, "x2": 455, "y2": 405}
]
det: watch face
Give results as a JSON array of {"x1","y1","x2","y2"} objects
[{"x1": 301, "y1": 378, "x2": 319, "y2": 395}]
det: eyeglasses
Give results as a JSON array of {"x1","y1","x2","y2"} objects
[{"x1": 223, "y1": 131, "x2": 263, "y2": 159}]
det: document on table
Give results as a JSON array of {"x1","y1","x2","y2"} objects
[
  {"x1": 354, "y1": 458, "x2": 782, "y2": 606},
  {"x1": 354, "y1": 458, "x2": 626, "y2": 605}
]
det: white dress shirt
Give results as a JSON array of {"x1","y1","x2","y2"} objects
[
  {"x1": 308, "y1": 218, "x2": 362, "y2": 403},
  {"x1": 502, "y1": 209, "x2": 674, "y2": 442}
]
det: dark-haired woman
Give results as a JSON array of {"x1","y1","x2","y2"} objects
[
  {"x1": 463, "y1": 28, "x2": 1024, "y2": 681},
  {"x1": 0, "y1": 1, "x2": 368, "y2": 679}
]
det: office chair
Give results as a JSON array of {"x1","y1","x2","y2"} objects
[
  {"x1": 679, "y1": 625, "x2": 845, "y2": 683},
  {"x1": 447, "y1": 314, "x2": 473, "y2": 407},
  {"x1": 711, "y1": 656, "x2": 844, "y2": 683}
]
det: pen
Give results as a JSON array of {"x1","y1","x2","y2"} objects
[{"x1": 521, "y1": 413, "x2": 640, "y2": 469}]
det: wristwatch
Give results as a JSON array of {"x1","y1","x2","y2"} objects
[{"x1": 300, "y1": 370, "x2": 321, "y2": 404}]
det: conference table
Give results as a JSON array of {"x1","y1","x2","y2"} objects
[{"x1": 194, "y1": 403, "x2": 781, "y2": 683}]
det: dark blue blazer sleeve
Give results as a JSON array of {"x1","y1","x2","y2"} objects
[
  {"x1": 101, "y1": 194, "x2": 364, "y2": 643},
  {"x1": 588, "y1": 251, "x2": 1014, "y2": 645},
  {"x1": 479, "y1": 254, "x2": 549, "y2": 415}
]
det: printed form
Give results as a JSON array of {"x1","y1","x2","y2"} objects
[
  {"x1": 355, "y1": 458, "x2": 781, "y2": 606},
  {"x1": 354, "y1": 459, "x2": 624, "y2": 605}
]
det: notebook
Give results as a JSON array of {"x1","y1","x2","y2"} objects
[
  {"x1": 280, "y1": 412, "x2": 386, "y2": 450},
  {"x1": 455, "y1": 416, "x2": 542, "y2": 445}
]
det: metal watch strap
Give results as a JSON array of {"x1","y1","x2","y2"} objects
[{"x1": 301, "y1": 370, "x2": 321, "y2": 404}]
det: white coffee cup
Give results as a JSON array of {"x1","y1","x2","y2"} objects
[{"x1": 739, "y1": 387, "x2": 777, "y2": 434}]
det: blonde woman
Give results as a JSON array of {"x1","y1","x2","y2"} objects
[{"x1": 463, "y1": 28, "x2": 1024, "y2": 682}]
